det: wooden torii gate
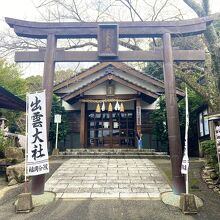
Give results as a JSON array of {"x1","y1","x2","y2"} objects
[{"x1": 6, "y1": 16, "x2": 212, "y2": 195}]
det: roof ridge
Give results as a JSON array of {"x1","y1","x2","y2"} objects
[
  {"x1": 54, "y1": 62, "x2": 101, "y2": 86},
  {"x1": 62, "y1": 73, "x2": 108, "y2": 98},
  {"x1": 114, "y1": 62, "x2": 164, "y2": 84},
  {"x1": 115, "y1": 74, "x2": 158, "y2": 95}
]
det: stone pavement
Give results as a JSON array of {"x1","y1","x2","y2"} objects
[{"x1": 45, "y1": 158, "x2": 171, "y2": 199}]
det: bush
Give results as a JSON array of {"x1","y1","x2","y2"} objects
[
  {"x1": 201, "y1": 140, "x2": 219, "y2": 174},
  {"x1": 0, "y1": 131, "x2": 15, "y2": 158},
  {"x1": 0, "y1": 131, "x2": 7, "y2": 158}
]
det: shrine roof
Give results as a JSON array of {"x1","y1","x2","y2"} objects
[{"x1": 0, "y1": 86, "x2": 26, "y2": 111}]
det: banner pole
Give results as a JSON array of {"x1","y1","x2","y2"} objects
[
  {"x1": 185, "y1": 87, "x2": 189, "y2": 194},
  {"x1": 55, "y1": 122, "x2": 59, "y2": 150},
  {"x1": 24, "y1": 93, "x2": 28, "y2": 193}
]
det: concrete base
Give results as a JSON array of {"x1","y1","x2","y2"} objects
[
  {"x1": 52, "y1": 149, "x2": 59, "y2": 156},
  {"x1": 180, "y1": 193, "x2": 198, "y2": 214},
  {"x1": 15, "y1": 193, "x2": 33, "y2": 213},
  {"x1": 15, "y1": 192, "x2": 55, "y2": 213},
  {"x1": 161, "y1": 192, "x2": 203, "y2": 210},
  {"x1": 32, "y1": 191, "x2": 56, "y2": 206}
]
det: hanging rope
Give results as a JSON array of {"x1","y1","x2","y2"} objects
[{"x1": 81, "y1": 98, "x2": 135, "y2": 103}]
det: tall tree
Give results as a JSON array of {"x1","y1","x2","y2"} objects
[{"x1": 179, "y1": 0, "x2": 220, "y2": 112}]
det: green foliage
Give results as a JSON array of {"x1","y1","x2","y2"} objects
[
  {"x1": 213, "y1": 19, "x2": 220, "y2": 39},
  {"x1": 0, "y1": 59, "x2": 27, "y2": 133},
  {"x1": 178, "y1": 88, "x2": 203, "y2": 149},
  {"x1": 150, "y1": 88, "x2": 203, "y2": 154},
  {"x1": 0, "y1": 59, "x2": 27, "y2": 99},
  {"x1": 49, "y1": 95, "x2": 69, "y2": 149},
  {"x1": 55, "y1": 69, "x2": 75, "y2": 84},
  {"x1": 25, "y1": 75, "x2": 42, "y2": 92},
  {"x1": 143, "y1": 62, "x2": 164, "y2": 80},
  {"x1": 0, "y1": 131, "x2": 7, "y2": 158},
  {"x1": 201, "y1": 140, "x2": 219, "y2": 174},
  {"x1": 150, "y1": 96, "x2": 168, "y2": 152}
]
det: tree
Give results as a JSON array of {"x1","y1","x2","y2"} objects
[
  {"x1": 143, "y1": 62, "x2": 164, "y2": 80},
  {"x1": 178, "y1": 0, "x2": 220, "y2": 112},
  {"x1": 49, "y1": 95, "x2": 69, "y2": 151},
  {"x1": 25, "y1": 75, "x2": 43, "y2": 92},
  {"x1": 150, "y1": 88, "x2": 203, "y2": 155},
  {"x1": 55, "y1": 69, "x2": 76, "y2": 84},
  {"x1": 150, "y1": 96, "x2": 168, "y2": 152},
  {"x1": 0, "y1": 59, "x2": 27, "y2": 132}
]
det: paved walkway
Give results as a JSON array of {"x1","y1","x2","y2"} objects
[{"x1": 45, "y1": 159, "x2": 171, "y2": 199}]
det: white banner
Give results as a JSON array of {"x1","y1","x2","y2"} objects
[
  {"x1": 27, "y1": 91, "x2": 49, "y2": 176},
  {"x1": 181, "y1": 87, "x2": 189, "y2": 175},
  {"x1": 215, "y1": 126, "x2": 220, "y2": 158},
  {"x1": 181, "y1": 152, "x2": 189, "y2": 175}
]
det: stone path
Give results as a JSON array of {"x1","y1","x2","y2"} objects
[{"x1": 45, "y1": 159, "x2": 171, "y2": 199}]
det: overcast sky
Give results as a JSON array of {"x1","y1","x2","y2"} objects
[
  {"x1": 0, "y1": 0, "x2": 219, "y2": 77},
  {"x1": 0, "y1": 0, "x2": 219, "y2": 20}
]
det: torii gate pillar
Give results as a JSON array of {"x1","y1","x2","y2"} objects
[
  {"x1": 31, "y1": 34, "x2": 57, "y2": 194},
  {"x1": 163, "y1": 33, "x2": 185, "y2": 193}
]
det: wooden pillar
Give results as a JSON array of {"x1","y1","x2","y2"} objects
[
  {"x1": 80, "y1": 102, "x2": 86, "y2": 147},
  {"x1": 43, "y1": 34, "x2": 57, "y2": 132},
  {"x1": 162, "y1": 33, "x2": 185, "y2": 194},
  {"x1": 32, "y1": 34, "x2": 57, "y2": 195}
]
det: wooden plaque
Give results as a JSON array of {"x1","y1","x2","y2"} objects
[{"x1": 98, "y1": 24, "x2": 118, "y2": 57}]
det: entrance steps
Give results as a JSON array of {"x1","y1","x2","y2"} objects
[{"x1": 50, "y1": 148, "x2": 169, "y2": 159}]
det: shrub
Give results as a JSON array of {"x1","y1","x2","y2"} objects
[
  {"x1": 0, "y1": 131, "x2": 15, "y2": 158},
  {"x1": 0, "y1": 131, "x2": 7, "y2": 158},
  {"x1": 201, "y1": 140, "x2": 219, "y2": 174}
]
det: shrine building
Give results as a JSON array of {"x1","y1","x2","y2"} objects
[{"x1": 54, "y1": 62, "x2": 184, "y2": 150}]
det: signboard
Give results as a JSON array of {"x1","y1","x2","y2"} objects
[
  {"x1": 215, "y1": 125, "x2": 220, "y2": 158},
  {"x1": 136, "y1": 106, "x2": 141, "y2": 126},
  {"x1": 27, "y1": 91, "x2": 49, "y2": 176},
  {"x1": 98, "y1": 24, "x2": 118, "y2": 57},
  {"x1": 54, "y1": 114, "x2": 61, "y2": 123}
]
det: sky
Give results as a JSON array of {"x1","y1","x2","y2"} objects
[{"x1": 0, "y1": 0, "x2": 220, "y2": 77}]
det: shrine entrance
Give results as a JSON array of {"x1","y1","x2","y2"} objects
[
  {"x1": 6, "y1": 16, "x2": 213, "y2": 195},
  {"x1": 88, "y1": 111, "x2": 135, "y2": 148}
]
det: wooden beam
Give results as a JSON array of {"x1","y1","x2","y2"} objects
[
  {"x1": 15, "y1": 50, "x2": 205, "y2": 63},
  {"x1": 6, "y1": 17, "x2": 213, "y2": 39}
]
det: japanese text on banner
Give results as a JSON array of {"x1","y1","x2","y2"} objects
[{"x1": 27, "y1": 91, "x2": 49, "y2": 176}]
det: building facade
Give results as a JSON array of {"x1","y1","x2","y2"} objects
[{"x1": 54, "y1": 62, "x2": 184, "y2": 151}]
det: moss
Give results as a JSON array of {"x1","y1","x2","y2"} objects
[{"x1": 190, "y1": 178, "x2": 200, "y2": 190}]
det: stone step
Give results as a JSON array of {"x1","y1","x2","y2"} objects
[
  {"x1": 64, "y1": 148, "x2": 156, "y2": 152},
  {"x1": 50, "y1": 154, "x2": 169, "y2": 160},
  {"x1": 60, "y1": 152, "x2": 163, "y2": 155}
]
